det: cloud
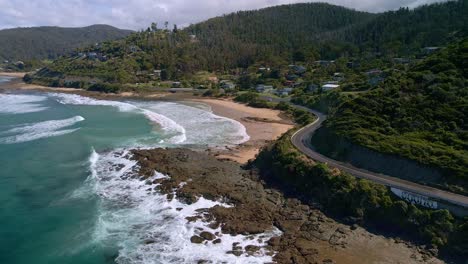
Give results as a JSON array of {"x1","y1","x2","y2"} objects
[{"x1": 0, "y1": 0, "x2": 449, "y2": 30}]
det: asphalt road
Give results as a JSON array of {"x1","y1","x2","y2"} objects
[{"x1": 290, "y1": 106, "x2": 468, "y2": 208}]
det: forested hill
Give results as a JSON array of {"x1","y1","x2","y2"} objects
[
  {"x1": 187, "y1": 3, "x2": 374, "y2": 59},
  {"x1": 340, "y1": 0, "x2": 468, "y2": 54},
  {"x1": 0, "y1": 25, "x2": 133, "y2": 61},
  {"x1": 29, "y1": 1, "x2": 467, "y2": 85},
  {"x1": 187, "y1": 0, "x2": 467, "y2": 60}
]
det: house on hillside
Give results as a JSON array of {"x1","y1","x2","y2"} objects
[
  {"x1": 347, "y1": 61, "x2": 360, "y2": 69},
  {"x1": 365, "y1": 69, "x2": 383, "y2": 76},
  {"x1": 315, "y1": 60, "x2": 335, "y2": 66},
  {"x1": 289, "y1": 65, "x2": 306, "y2": 75},
  {"x1": 256, "y1": 84, "x2": 274, "y2": 93},
  {"x1": 87, "y1": 52, "x2": 98, "y2": 60},
  {"x1": 393, "y1": 58, "x2": 410, "y2": 64},
  {"x1": 365, "y1": 69, "x2": 384, "y2": 86},
  {"x1": 208, "y1": 76, "x2": 219, "y2": 83},
  {"x1": 189, "y1": 35, "x2": 197, "y2": 43},
  {"x1": 220, "y1": 80, "x2": 236, "y2": 90},
  {"x1": 129, "y1": 45, "x2": 140, "y2": 53},
  {"x1": 276, "y1": 87, "x2": 293, "y2": 96},
  {"x1": 153, "y1": 70, "x2": 162, "y2": 78},
  {"x1": 169, "y1": 88, "x2": 193, "y2": 93},
  {"x1": 422, "y1": 47, "x2": 440, "y2": 55},
  {"x1": 322, "y1": 83, "x2": 340, "y2": 91},
  {"x1": 286, "y1": 74, "x2": 299, "y2": 81},
  {"x1": 136, "y1": 70, "x2": 148, "y2": 76},
  {"x1": 333, "y1": 72, "x2": 345, "y2": 82},
  {"x1": 258, "y1": 67, "x2": 271, "y2": 72},
  {"x1": 98, "y1": 54, "x2": 108, "y2": 62}
]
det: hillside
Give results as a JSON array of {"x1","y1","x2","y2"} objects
[
  {"x1": 186, "y1": 3, "x2": 375, "y2": 62},
  {"x1": 28, "y1": 1, "x2": 468, "y2": 88},
  {"x1": 188, "y1": 0, "x2": 467, "y2": 58},
  {"x1": 0, "y1": 24, "x2": 133, "y2": 61},
  {"x1": 336, "y1": 0, "x2": 468, "y2": 54},
  {"x1": 314, "y1": 38, "x2": 468, "y2": 194}
]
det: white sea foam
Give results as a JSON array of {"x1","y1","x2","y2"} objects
[
  {"x1": 87, "y1": 149, "x2": 280, "y2": 263},
  {"x1": 0, "y1": 116, "x2": 84, "y2": 144},
  {"x1": 49, "y1": 93, "x2": 187, "y2": 144},
  {"x1": 0, "y1": 94, "x2": 49, "y2": 114},
  {"x1": 135, "y1": 101, "x2": 250, "y2": 146}
]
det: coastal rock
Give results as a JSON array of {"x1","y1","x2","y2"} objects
[
  {"x1": 245, "y1": 245, "x2": 261, "y2": 254},
  {"x1": 131, "y1": 148, "x2": 445, "y2": 264},
  {"x1": 199, "y1": 231, "x2": 216, "y2": 241},
  {"x1": 227, "y1": 250, "x2": 243, "y2": 256},
  {"x1": 190, "y1": 235, "x2": 205, "y2": 244}
]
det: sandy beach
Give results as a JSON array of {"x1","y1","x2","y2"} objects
[
  {"x1": 191, "y1": 98, "x2": 295, "y2": 163},
  {"x1": 0, "y1": 72, "x2": 26, "y2": 78},
  {"x1": 0, "y1": 77, "x2": 295, "y2": 164}
]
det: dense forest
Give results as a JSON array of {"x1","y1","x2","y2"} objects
[
  {"x1": 0, "y1": 25, "x2": 132, "y2": 61},
  {"x1": 28, "y1": 1, "x2": 468, "y2": 86},
  {"x1": 315, "y1": 38, "x2": 468, "y2": 194}
]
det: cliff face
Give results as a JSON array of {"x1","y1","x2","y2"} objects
[{"x1": 311, "y1": 127, "x2": 444, "y2": 186}]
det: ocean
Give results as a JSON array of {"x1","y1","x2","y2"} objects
[{"x1": 0, "y1": 77, "x2": 278, "y2": 264}]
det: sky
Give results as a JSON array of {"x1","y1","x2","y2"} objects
[{"x1": 0, "y1": 0, "x2": 448, "y2": 30}]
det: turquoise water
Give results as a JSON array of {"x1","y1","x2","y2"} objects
[{"x1": 0, "y1": 80, "x2": 278, "y2": 264}]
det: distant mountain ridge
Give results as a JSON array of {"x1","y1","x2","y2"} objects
[{"x1": 0, "y1": 24, "x2": 133, "y2": 61}]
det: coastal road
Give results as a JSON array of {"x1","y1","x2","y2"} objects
[{"x1": 289, "y1": 105, "x2": 468, "y2": 209}]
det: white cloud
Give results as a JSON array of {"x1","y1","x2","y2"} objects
[{"x1": 0, "y1": 0, "x2": 449, "y2": 30}]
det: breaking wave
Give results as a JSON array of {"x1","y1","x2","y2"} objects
[
  {"x1": 0, "y1": 94, "x2": 49, "y2": 114},
  {"x1": 84, "y1": 149, "x2": 280, "y2": 264},
  {"x1": 49, "y1": 93, "x2": 186, "y2": 144},
  {"x1": 0, "y1": 116, "x2": 84, "y2": 144},
  {"x1": 135, "y1": 101, "x2": 250, "y2": 146}
]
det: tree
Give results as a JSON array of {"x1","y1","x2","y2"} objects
[
  {"x1": 160, "y1": 69, "x2": 169, "y2": 80},
  {"x1": 151, "y1": 22, "x2": 158, "y2": 32},
  {"x1": 238, "y1": 74, "x2": 254, "y2": 90},
  {"x1": 293, "y1": 50, "x2": 305, "y2": 62}
]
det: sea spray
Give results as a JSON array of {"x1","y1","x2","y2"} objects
[{"x1": 88, "y1": 149, "x2": 280, "y2": 263}]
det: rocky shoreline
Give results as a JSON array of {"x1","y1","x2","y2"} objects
[
  {"x1": 0, "y1": 74, "x2": 446, "y2": 263},
  {"x1": 131, "y1": 148, "x2": 443, "y2": 264}
]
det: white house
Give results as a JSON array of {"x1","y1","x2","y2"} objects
[{"x1": 322, "y1": 84, "x2": 340, "y2": 91}]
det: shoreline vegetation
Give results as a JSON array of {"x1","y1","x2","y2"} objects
[{"x1": 1, "y1": 76, "x2": 467, "y2": 262}]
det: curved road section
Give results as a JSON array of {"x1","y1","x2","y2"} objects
[{"x1": 291, "y1": 107, "x2": 468, "y2": 209}]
